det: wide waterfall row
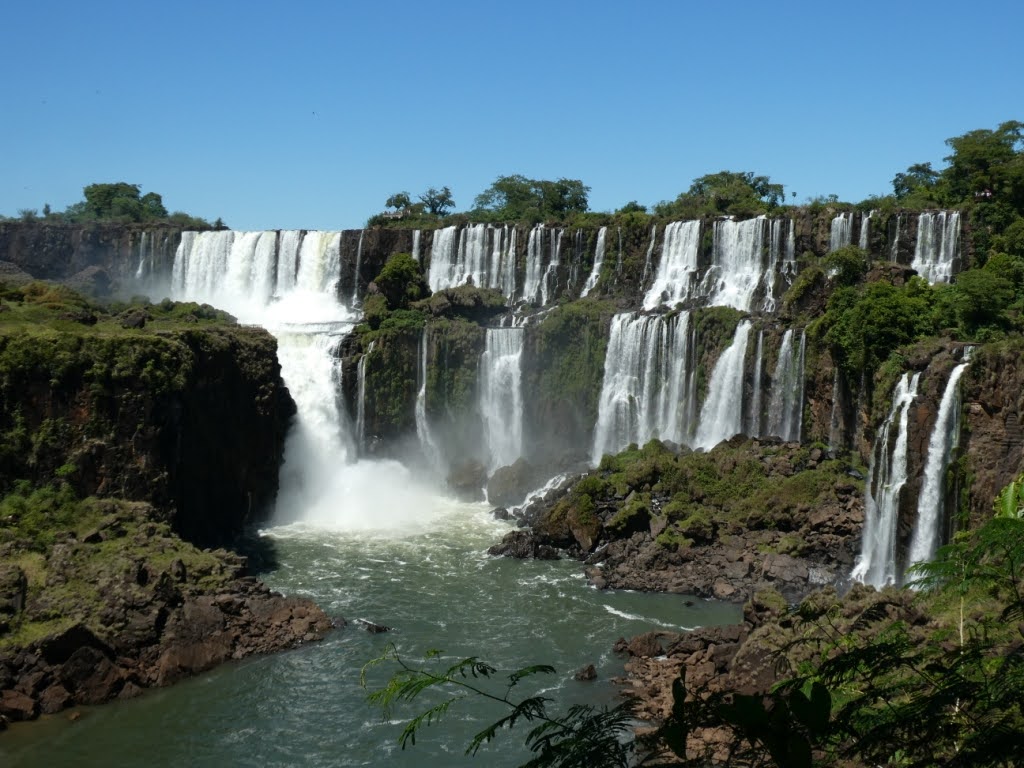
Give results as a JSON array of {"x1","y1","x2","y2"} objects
[
  {"x1": 911, "y1": 211, "x2": 961, "y2": 284},
  {"x1": 427, "y1": 224, "x2": 517, "y2": 300},
  {"x1": 642, "y1": 216, "x2": 796, "y2": 312},
  {"x1": 591, "y1": 314, "x2": 807, "y2": 463},
  {"x1": 172, "y1": 229, "x2": 344, "y2": 308},
  {"x1": 853, "y1": 354, "x2": 971, "y2": 587}
]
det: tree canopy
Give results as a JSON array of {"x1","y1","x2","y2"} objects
[
  {"x1": 654, "y1": 171, "x2": 785, "y2": 218},
  {"x1": 472, "y1": 175, "x2": 590, "y2": 223}
]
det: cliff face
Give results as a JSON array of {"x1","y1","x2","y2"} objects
[
  {"x1": 0, "y1": 223, "x2": 184, "y2": 293},
  {"x1": 0, "y1": 324, "x2": 294, "y2": 546}
]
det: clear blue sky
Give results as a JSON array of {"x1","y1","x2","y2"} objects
[{"x1": 2, "y1": 0, "x2": 1021, "y2": 231}]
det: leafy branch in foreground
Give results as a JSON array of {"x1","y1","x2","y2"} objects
[{"x1": 361, "y1": 644, "x2": 634, "y2": 767}]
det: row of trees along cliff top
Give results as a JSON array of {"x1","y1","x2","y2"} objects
[
  {"x1": 2, "y1": 182, "x2": 224, "y2": 230},
  {"x1": 369, "y1": 120, "x2": 1023, "y2": 247}
]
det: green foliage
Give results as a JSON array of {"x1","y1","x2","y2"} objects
[
  {"x1": 949, "y1": 268, "x2": 1015, "y2": 334},
  {"x1": 11, "y1": 182, "x2": 215, "y2": 226},
  {"x1": 654, "y1": 170, "x2": 785, "y2": 218},
  {"x1": 0, "y1": 482, "x2": 81, "y2": 551},
  {"x1": 363, "y1": 644, "x2": 634, "y2": 767},
  {"x1": 820, "y1": 281, "x2": 935, "y2": 381},
  {"x1": 892, "y1": 161, "x2": 942, "y2": 202},
  {"x1": 419, "y1": 186, "x2": 455, "y2": 216},
  {"x1": 822, "y1": 245, "x2": 868, "y2": 286},
  {"x1": 372, "y1": 252, "x2": 428, "y2": 310},
  {"x1": 782, "y1": 265, "x2": 825, "y2": 310},
  {"x1": 473, "y1": 175, "x2": 590, "y2": 223},
  {"x1": 385, "y1": 191, "x2": 412, "y2": 211}
]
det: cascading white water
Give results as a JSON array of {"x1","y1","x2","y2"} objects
[
  {"x1": 355, "y1": 341, "x2": 376, "y2": 453},
  {"x1": 171, "y1": 229, "x2": 439, "y2": 532},
  {"x1": 828, "y1": 368, "x2": 842, "y2": 452},
  {"x1": 350, "y1": 230, "x2": 365, "y2": 305},
  {"x1": 414, "y1": 328, "x2": 442, "y2": 470},
  {"x1": 521, "y1": 225, "x2": 546, "y2": 305},
  {"x1": 852, "y1": 372, "x2": 921, "y2": 587},
  {"x1": 591, "y1": 312, "x2": 695, "y2": 464},
  {"x1": 641, "y1": 225, "x2": 657, "y2": 285},
  {"x1": 703, "y1": 217, "x2": 766, "y2": 311},
  {"x1": 906, "y1": 359, "x2": 970, "y2": 570},
  {"x1": 693, "y1": 321, "x2": 752, "y2": 450},
  {"x1": 427, "y1": 224, "x2": 516, "y2": 298},
  {"x1": 277, "y1": 230, "x2": 303, "y2": 296},
  {"x1": 761, "y1": 220, "x2": 785, "y2": 312},
  {"x1": 135, "y1": 231, "x2": 149, "y2": 279},
  {"x1": 748, "y1": 330, "x2": 764, "y2": 437},
  {"x1": 784, "y1": 219, "x2": 797, "y2": 278},
  {"x1": 580, "y1": 227, "x2": 608, "y2": 298},
  {"x1": 539, "y1": 230, "x2": 564, "y2": 307},
  {"x1": 830, "y1": 212, "x2": 853, "y2": 251},
  {"x1": 859, "y1": 210, "x2": 874, "y2": 251},
  {"x1": 911, "y1": 211, "x2": 960, "y2": 283},
  {"x1": 643, "y1": 221, "x2": 700, "y2": 310},
  {"x1": 412, "y1": 229, "x2": 421, "y2": 262},
  {"x1": 479, "y1": 328, "x2": 525, "y2": 471},
  {"x1": 766, "y1": 329, "x2": 805, "y2": 441},
  {"x1": 890, "y1": 214, "x2": 902, "y2": 261}
]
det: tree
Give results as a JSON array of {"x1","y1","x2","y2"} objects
[
  {"x1": 892, "y1": 161, "x2": 941, "y2": 200},
  {"x1": 943, "y1": 120, "x2": 1024, "y2": 206},
  {"x1": 386, "y1": 191, "x2": 412, "y2": 211},
  {"x1": 473, "y1": 175, "x2": 590, "y2": 222},
  {"x1": 83, "y1": 182, "x2": 142, "y2": 219},
  {"x1": 419, "y1": 186, "x2": 455, "y2": 216},
  {"x1": 655, "y1": 171, "x2": 785, "y2": 218}
]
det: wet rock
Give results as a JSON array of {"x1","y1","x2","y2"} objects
[
  {"x1": 447, "y1": 461, "x2": 487, "y2": 502},
  {"x1": 574, "y1": 664, "x2": 597, "y2": 681},
  {"x1": 487, "y1": 459, "x2": 544, "y2": 508},
  {"x1": 0, "y1": 689, "x2": 37, "y2": 721},
  {"x1": 487, "y1": 530, "x2": 560, "y2": 560},
  {"x1": 354, "y1": 619, "x2": 391, "y2": 634}
]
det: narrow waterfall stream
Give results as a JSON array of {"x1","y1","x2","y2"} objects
[
  {"x1": 852, "y1": 372, "x2": 921, "y2": 587},
  {"x1": 907, "y1": 359, "x2": 971, "y2": 570}
]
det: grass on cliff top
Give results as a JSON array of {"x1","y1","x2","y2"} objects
[
  {"x1": 0, "y1": 485, "x2": 241, "y2": 651},
  {"x1": 0, "y1": 280, "x2": 239, "y2": 337}
]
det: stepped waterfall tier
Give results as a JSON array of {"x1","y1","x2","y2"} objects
[
  {"x1": 911, "y1": 210, "x2": 961, "y2": 283},
  {"x1": 907, "y1": 358, "x2": 970, "y2": 570},
  {"x1": 830, "y1": 212, "x2": 854, "y2": 251},
  {"x1": 579, "y1": 226, "x2": 607, "y2": 298},
  {"x1": 643, "y1": 221, "x2": 701, "y2": 309},
  {"x1": 427, "y1": 223, "x2": 517, "y2": 300},
  {"x1": 766, "y1": 329, "x2": 806, "y2": 442},
  {"x1": 591, "y1": 312, "x2": 696, "y2": 463},
  {"x1": 853, "y1": 372, "x2": 921, "y2": 587},
  {"x1": 693, "y1": 321, "x2": 752, "y2": 450},
  {"x1": 479, "y1": 327, "x2": 525, "y2": 471}
]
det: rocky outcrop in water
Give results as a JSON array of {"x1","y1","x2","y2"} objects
[{"x1": 0, "y1": 501, "x2": 332, "y2": 725}]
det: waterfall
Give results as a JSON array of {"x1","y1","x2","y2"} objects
[
  {"x1": 912, "y1": 211, "x2": 961, "y2": 283},
  {"x1": 135, "y1": 231, "x2": 149, "y2": 279},
  {"x1": 479, "y1": 328, "x2": 524, "y2": 471},
  {"x1": 782, "y1": 221, "x2": 798, "y2": 278},
  {"x1": 859, "y1": 210, "x2": 874, "y2": 251},
  {"x1": 761, "y1": 219, "x2": 786, "y2": 312},
  {"x1": 643, "y1": 221, "x2": 700, "y2": 310},
  {"x1": 641, "y1": 225, "x2": 657, "y2": 285},
  {"x1": 539, "y1": 230, "x2": 563, "y2": 307},
  {"x1": 355, "y1": 341, "x2": 376, "y2": 453},
  {"x1": 616, "y1": 227, "x2": 623, "y2": 274},
  {"x1": 704, "y1": 217, "x2": 766, "y2": 311},
  {"x1": 771, "y1": 329, "x2": 809, "y2": 442},
  {"x1": 297, "y1": 231, "x2": 342, "y2": 294},
  {"x1": 748, "y1": 330, "x2": 764, "y2": 437},
  {"x1": 693, "y1": 321, "x2": 752, "y2": 450},
  {"x1": 412, "y1": 230, "x2": 421, "y2": 262},
  {"x1": 828, "y1": 368, "x2": 842, "y2": 452},
  {"x1": 415, "y1": 329, "x2": 442, "y2": 469},
  {"x1": 350, "y1": 230, "x2": 365, "y2": 305},
  {"x1": 890, "y1": 214, "x2": 902, "y2": 262},
  {"x1": 591, "y1": 312, "x2": 695, "y2": 464},
  {"x1": 275, "y1": 230, "x2": 303, "y2": 296},
  {"x1": 580, "y1": 226, "x2": 608, "y2": 298},
  {"x1": 521, "y1": 225, "x2": 546, "y2": 305},
  {"x1": 830, "y1": 212, "x2": 853, "y2": 251},
  {"x1": 906, "y1": 360, "x2": 970, "y2": 570},
  {"x1": 427, "y1": 226, "x2": 458, "y2": 292},
  {"x1": 852, "y1": 372, "x2": 921, "y2": 587}
]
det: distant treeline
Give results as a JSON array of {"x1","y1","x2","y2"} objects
[{"x1": 2, "y1": 182, "x2": 223, "y2": 229}]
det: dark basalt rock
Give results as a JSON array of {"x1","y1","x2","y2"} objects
[{"x1": 487, "y1": 530, "x2": 560, "y2": 560}]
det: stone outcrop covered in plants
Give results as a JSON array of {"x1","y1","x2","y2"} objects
[{"x1": 0, "y1": 284, "x2": 325, "y2": 726}]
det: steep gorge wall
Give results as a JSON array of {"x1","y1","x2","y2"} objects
[{"x1": 0, "y1": 326, "x2": 294, "y2": 546}]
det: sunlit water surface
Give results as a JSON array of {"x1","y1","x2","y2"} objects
[{"x1": 2, "y1": 497, "x2": 739, "y2": 767}]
